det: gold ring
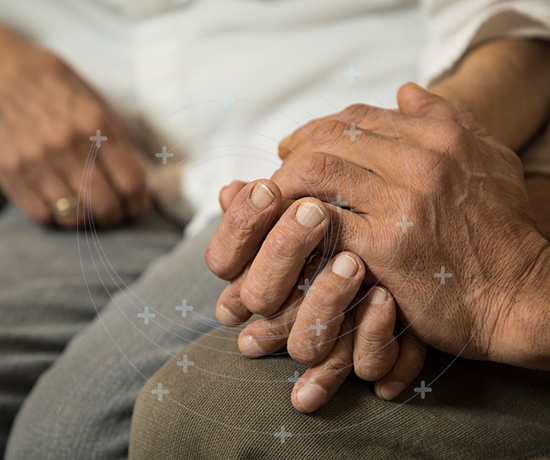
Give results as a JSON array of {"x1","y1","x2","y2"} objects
[{"x1": 52, "y1": 197, "x2": 79, "y2": 217}]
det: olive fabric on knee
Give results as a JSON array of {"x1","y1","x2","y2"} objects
[{"x1": 130, "y1": 327, "x2": 550, "y2": 460}]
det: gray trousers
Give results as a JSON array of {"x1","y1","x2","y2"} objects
[{"x1": 0, "y1": 204, "x2": 225, "y2": 459}]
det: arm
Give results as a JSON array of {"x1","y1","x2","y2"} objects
[{"x1": 429, "y1": 38, "x2": 550, "y2": 153}]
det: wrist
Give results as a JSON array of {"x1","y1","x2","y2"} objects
[
  {"x1": 430, "y1": 39, "x2": 550, "y2": 152},
  {"x1": 487, "y1": 237, "x2": 550, "y2": 370}
]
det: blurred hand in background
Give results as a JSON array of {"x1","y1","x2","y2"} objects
[{"x1": 0, "y1": 26, "x2": 150, "y2": 228}]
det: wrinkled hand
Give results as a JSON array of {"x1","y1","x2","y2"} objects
[
  {"x1": 206, "y1": 83, "x2": 549, "y2": 412},
  {"x1": 0, "y1": 27, "x2": 150, "y2": 227}
]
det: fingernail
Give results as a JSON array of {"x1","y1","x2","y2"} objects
[
  {"x1": 367, "y1": 287, "x2": 388, "y2": 305},
  {"x1": 240, "y1": 335, "x2": 265, "y2": 358},
  {"x1": 331, "y1": 254, "x2": 358, "y2": 278},
  {"x1": 217, "y1": 304, "x2": 240, "y2": 325},
  {"x1": 297, "y1": 382, "x2": 327, "y2": 412},
  {"x1": 250, "y1": 182, "x2": 275, "y2": 210},
  {"x1": 379, "y1": 381, "x2": 406, "y2": 400},
  {"x1": 295, "y1": 202, "x2": 325, "y2": 228}
]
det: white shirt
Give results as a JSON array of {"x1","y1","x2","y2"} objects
[{"x1": 1, "y1": 0, "x2": 549, "y2": 235}]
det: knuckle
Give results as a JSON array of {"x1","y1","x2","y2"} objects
[
  {"x1": 288, "y1": 341, "x2": 322, "y2": 366},
  {"x1": 44, "y1": 121, "x2": 74, "y2": 152},
  {"x1": 204, "y1": 242, "x2": 233, "y2": 280},
  {"x1": 312, "y1": 120, "x2": 346, "y2": 148},
  {"x1": 341, "y1": 103, "x2": 367, "y2": 119},
  {"x1": 258, "y1": 320, "x2": 287, "y2": 345},
  {"x1": 239, "y1": 277, "x2": 268, "y2": 314},
  {"x1": 268, "y1": 227, "x2": 301, "y2": 260},
  {"x1": 116, "y1": 170, "x2": 146, "y2": 199},
  {"x1": 438, "y1": 120, "x2": 471, "y2": 153},
  {"x1": 293, "y1": 152, "x2": 331, "y2": 191},
  {"x1": 225, "y1": 204, "x2": 256, "y2": 236},
  {"x1": 320, "y1": 355, "x2": 350, "y2": 378},
  {"x1": 353, "y1": 352, "x2": 390, "y2": 381}
]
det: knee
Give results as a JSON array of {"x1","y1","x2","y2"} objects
[{"x1": 129, "y1": 328, "x2": 369, "y2": 460}]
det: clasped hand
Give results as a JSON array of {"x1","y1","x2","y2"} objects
[{"x1": 206, "y1": 83, "x2": 549, "y2": 413}]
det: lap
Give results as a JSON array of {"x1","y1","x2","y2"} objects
[
  {"x1": 2, "y1": 207, "x2": 223, "y2": 459},
  {"x1": 130, "y1": 327, "x2": 550, "y2": 460}
]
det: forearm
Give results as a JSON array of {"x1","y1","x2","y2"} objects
[
  {"x1": 491, "y1": 242, "x2": 550, "y2": 370},
  {"x1": 430, "y1": 38, "x2": 550, "y2": 152}
]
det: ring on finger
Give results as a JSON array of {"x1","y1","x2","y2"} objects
[{"x1": 51, "y1": 196, "x2": 79, "y2": 217}]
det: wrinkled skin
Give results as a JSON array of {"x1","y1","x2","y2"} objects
[
  {"x1": 206, "y1": 84, "x2": 550, "y2": 412},
  {"x1": 0, "y1": 27, "x2": 150, "y2": 227}
]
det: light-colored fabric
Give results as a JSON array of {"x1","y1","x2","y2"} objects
[
  {"x1": 2, "y1": 212, "x2": 224, "y2": 459},
  {"x1": 0, "y1": 204, "x2": 182, "y2": 457},
  {"x1": 420, "y1": 0, "x2": 550, "y2": 87},
  {"x1": 2, "y1": 0, "x2": 549, "y2": 232}
]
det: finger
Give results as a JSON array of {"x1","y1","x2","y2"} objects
[
  {"x1": 278, "y1": 105, "x2": 411, "y2": 159},
  {"x1": 219, "y1": 181, "x2": 247, "y2": 213},
  {"x1": 92, "y1": 121, "x2": 149, "y2": 220},
  {"x1": 287, "y1": 252, "x2": 366, "y2": 365},
  {"x1": 278, "y1": 134, "x2": 294, "y2": 160},
  {"x1": 26, "y1": 161, "x2": 82, "y2": 228},
  {"x1": 9, "y1": 81, "x2": 126, "y2": 227},
  {"x1": 60, "y1": 137, "x2": 125, "y2": 226},
  {"x1": 239, "y1": 198, "x2": 329, "y2": 316},
  {"x1": 206, "y1": 179, "x2": 282, "y2": 281},
  {"x1": 283, "y1": 119, "x2": 405, "y2": 176},
  {"x1": 0, "y1": 168, "x2": 52, "y2": 225},
  {"x1": 72, "y1": 98, "x2": 149, "y2": 220},
  {"x1": 397, "y1": 82, "x2": 489, "y2": 142},
  {"x1": 373, "y1": 328, "x2": 428, "y2": 401},
  {"x1": 291, "y1": 307, "x2": 355, "y2": 413},
  {"x1": 238, "y1": 255, "x2": 323, "y2": 358},
  {"x1": 215, "y1": 261, "x2": 253, "y2": 326},
  {"x1": 271, "y1": 151, "x2": 383, "y2": 215},
  {"x1": 353, "y1": 286, "x2": 399, "y2": 382}
]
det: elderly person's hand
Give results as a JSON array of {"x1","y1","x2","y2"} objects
[
  {"x1": 206, "y1": 83, "x2": 550, "y2": 412},
  {"x1": 0, "y1": 26, "x2": 150, "y2": 227}
]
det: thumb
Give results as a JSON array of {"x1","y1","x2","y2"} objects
[
  {"x1": 397, "y1": 81, "x2": 456, "y2": 120},
  {"x1": 398, "y1": 81, "x2": 489, "y2": 137}
]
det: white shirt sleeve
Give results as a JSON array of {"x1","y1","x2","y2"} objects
[
  {"x1": 420, "y1": 0, "x2": 550, "y2": 174},
  {"x1": 420, "y1": 0, "x2": 550, "y2": 87}
]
